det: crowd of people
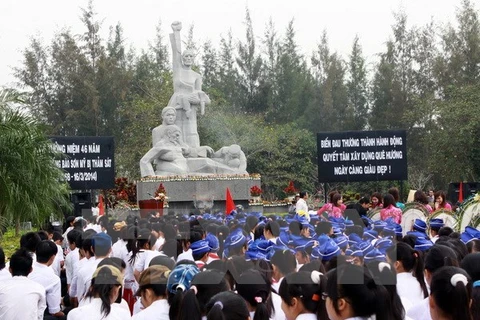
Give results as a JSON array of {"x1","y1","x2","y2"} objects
[{"x1": 0, "y1": 188, "x2": 479, "y2": 320}]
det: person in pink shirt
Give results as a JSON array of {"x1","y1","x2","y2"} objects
[
  {"x1": 434, "y1": 190, "x2": 452, "y2": 211},
  {"x1": 380, "y1": 194, "x2": 402, "y2": 224},
  {"x1": 414, "y1": 190, "x2": 433, "y2": 213},
  {"x1": 317, "y1": 191, "x2": 345, "y2": 218}
]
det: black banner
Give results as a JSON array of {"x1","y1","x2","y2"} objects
[
  {"x1": 49, "y1": 136, "x2": 115, "y2": 190},
  {"x1": 317, "y1": 130, "x2": 407, "y2": 183}
]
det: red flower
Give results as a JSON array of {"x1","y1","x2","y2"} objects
[
  {"x1": 250, "y1": 185, "x2": 262, "y2": 196},
  {"x1": 283, "y1": 181, "x2": 298, "y2": 195}
]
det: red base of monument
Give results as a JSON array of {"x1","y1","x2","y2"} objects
[{"x1": 138, "y1": 200, "x2": 164, "y2": 218}]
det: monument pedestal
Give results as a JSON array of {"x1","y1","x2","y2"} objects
[{"x1": 137, "y1": 174, "x2": 261, "y2": 213}]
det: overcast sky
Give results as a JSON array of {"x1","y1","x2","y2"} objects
[{"x1": 0, "y1": 0, "x2": 469, "y2": 87}]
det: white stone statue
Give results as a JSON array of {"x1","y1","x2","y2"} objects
[
  {"x1": 168, "y1": 21, "x2": 210, "y2": 148},
  {"x1": 139, "y1": 21, "x2": 249, "y2": 177}
]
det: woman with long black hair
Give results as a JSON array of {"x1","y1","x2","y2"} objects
[{"x1": 67, "y1": 265, "x2": 131, "y2": 320}]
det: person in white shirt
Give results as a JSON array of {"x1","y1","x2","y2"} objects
[
  {"x1": 270, "y1": 249, "x2": 296, "y2": 293},
  {"x1": 76, "y1": 232, "x2": 112, "y2": 303},
  {"x1": 296, "y1": 192, "x2": 310, "y2": 222},
  {"x1": 407, "y1": 245, "x2": 459, "y2": 320},
  {"x1": 386, "y1": 243, "x2": 429, "y2": 311},
  {"x1": 0, "y1": 247, "x2": 11, "y2": 282},
  {"x1": 29, "y1": 240, "x2": 65, "y2": 318},
  {"x1": 133, "y1": 265, "x2": 170, "y2": 320},
  {"x1": 51, "y1": 231, "x2": 65, "y2": 277},
  {"x1": 177, "y1": 230, "x2": 203, "y2": 262},
  {"x1": 62, "y1": 216, "x2": 76, "y2": 248},
  {"x1": 67, "y1": 265, "x2": 131, "y2": 320},
  {"x1": 428, "y1": 218, "x2": 444, "y2": 244},
  {"x1": 264, "y1": 221, "x2": 280, "y2": 245},
  {"x1": 0, "y1": 248, "x2": 46, "y2": 320},
  {"x1": 65, "y1": 229, "x2": 82, "y2": 293},
  {"x1": 133, "y1": 230, "x2": 163, "y2": 281}
]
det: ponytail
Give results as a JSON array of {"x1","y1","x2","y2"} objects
[
  {"x1": 207, "y1": 301, "x2": 226, "y2": 320},
  {"x1": 430, "y1": 266, "x2": 472, "y2": 320},
  {"x1": 412, "y1": 250, "x2": 429, "y2": 298},
  {"x1": 390, "y1": 243, "x2": 428, "y2": 298},
  {"x1": 253, "y1": 295, "x2": 269, "y2": 320},
  {"x1": 178, "y1": 288, "x2": 202, "y2": 320},
  {"x1": 206, "y1": 291, "x2": 249, "y2": 320},
  {"x1": 169, "y1": 287, "x2": 185, "y2": 320}
]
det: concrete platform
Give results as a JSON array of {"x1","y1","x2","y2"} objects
[{"x1": 137, "y1": 174, "x2": 261, "y2": 212}]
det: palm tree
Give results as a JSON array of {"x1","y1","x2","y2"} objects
[{"x1": 0, "y1": 88, "x2": 72, "y2": 235}]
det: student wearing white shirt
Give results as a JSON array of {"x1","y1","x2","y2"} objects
[
  {"x1": 177, "y1": 230, "x2": 203, "y2": 263},
  {"x1": 325, "y1": 264, "x2": 396, "y2": 320},
  {"x1": 386, "y1": 243, "x2": 429, "y2": 309},
  {"x1": 133, "y1": 265, "x2": 171, "y2": 320},
  {"x1": 29, "y1": 240, "x2": 65, "y2": 319},
  {"x1": 0, "y1": 248, "x2": 47, "y2": 320},
  {"x1": 264, "y1": 221, "x2": 280, "y2": 245},
  {"x1": 67, "y1": 265, "x2": 131, "y2": 320},
  {"x1": 65, "y1": 229, "x2": 82, "y2": 293},
  {"x1": 132, "y1": 229, "x2": 162, "y2": 281},
  {"x1": 0, "y1": 247, "x2": 11, "y2": 282},
  {"x1": 51, "y1": 231, "x2": 65, "y2": 277},
  {"x1": 270, "y1": 249, "x2": 296, "y2": 293},
  {"x1": 278, "y1": 271, "x2": 326, "y2": 320},
  {"x1": 76, "y1": 232, "x2": 112, "y2": 302},
  {"x1": 407, "y1": 245, "x2": 459, "y2": 320}
]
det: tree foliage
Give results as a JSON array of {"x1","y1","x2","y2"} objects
[
  {"x1": 0, "y1": 89, "x2": 71, "y2": 233},
  {"x1": 12, "y1": 1, "x2": 480, "y2": 196}
]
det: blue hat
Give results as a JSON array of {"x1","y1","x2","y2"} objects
[
  {"x1": 407, "y1": 230, "x2": 428, "y2": 239},
  {"x1": 225, "y1": 231, "x2": 247, "y2": 249},
  {"x1": 363, "y1": 230, "x2": 378, "y2": 241},
  {"x1": 393, "y1": 223, "x2": 403, "y2": 237},
  {"x1": 382, "y1": 226, "x2": 396, "y2": 238},
  {"x1": 429, "y1": 219, "x2": 444, "y2": 229},
  {"x1": 348, "y1": 233, "x2": 363, "y2": 246},
  {"x1": 312, "y1": 235, "x2": 340, "y2": 261},
  {"x1": 278, "y1": 231, "x2": 290, "y2": 247},
  {"x1": 92, "y1": 232, "x2": 112, "y2": 253},
  {"x1": 345, "y1": 244, "x2": 364, "y2": 257},
  {"x1": 289, "y1": 234, "x2": 315, "y2": 250},
  {"x1": 190, "y1": 240, "x2": 210, "y2": 256},
  {"x1": 357, "y1": 241, "x2": 374, "y2": 255},
  {"x1": 460, "y1": 226, "x2": 480, "y2": 244},
  {"x1": 344, "y1": 220, "x2": 354, "y2": 228},
  {"x1": 414, "y1": 237, "x2": 434, "y2": 251},
  {"x1": 245, "y1": 249, "x2": 266, "y2": 261},
  {"x1": 364, "y1": 248, "x2": 386, "y2": 263},
  {"x1": 373, "y1": 220, "x2": 387, "y2": 232},
  {"x1": 333, "y1": 235, "x2": 348, "y2": 250},
  {"x1": 256, "y1": 239, "x2": 275, "y2": 253},
  {"x1": 375, "y1": 238, "x2": 393, "y2": 255},
  {"x1": 205, "y1": 233, "x2": 219, "y2": 252},
  {"x1": 167, "y1": 264, "x2": 199, "y2": 294},
  {"x1": 413, "y1": 219, "x2": 427, "y2": 233},
  {"x1": 362, "y1": 216, "x2": 374, "y2": 229}
]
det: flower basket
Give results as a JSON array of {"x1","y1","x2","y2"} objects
[
  {"x1": 283, "y1": 181, "x2": 298, "y2": 196},
  {"x1": 250, "y1": 185, "x2": 262, "y2": 197}
]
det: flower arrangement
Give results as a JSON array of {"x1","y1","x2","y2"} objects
[
  {"x1": 154, "y1": 183, "x2": 168, "y2": 202},
  {"x1": 106, "y1": 177, "x2": 137, "y2": 208},
  {"x1": 283, "y1": 181, "x2": 298, "y2": 196},
  {"x1": 250, "y1": 185, "x2": 262, "y2": 197}
]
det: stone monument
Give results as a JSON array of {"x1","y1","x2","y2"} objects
[{"x1": 137, "y1": 21, "x2": 258, "y2": 212}]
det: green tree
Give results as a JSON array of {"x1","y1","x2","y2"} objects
[
  {"x1": 236, "y1": 7, "x2": 263, "y2": 112},
  {"x1": 346, "y1": 35, "x2": 369, "y2": 130},
  {"x1": 0, "y1": 89, "x2": 71, "y2": 234}
]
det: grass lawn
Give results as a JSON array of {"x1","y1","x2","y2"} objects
[{"x1": 0, "y1": 228, "x2": 31, "y2": 260}]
